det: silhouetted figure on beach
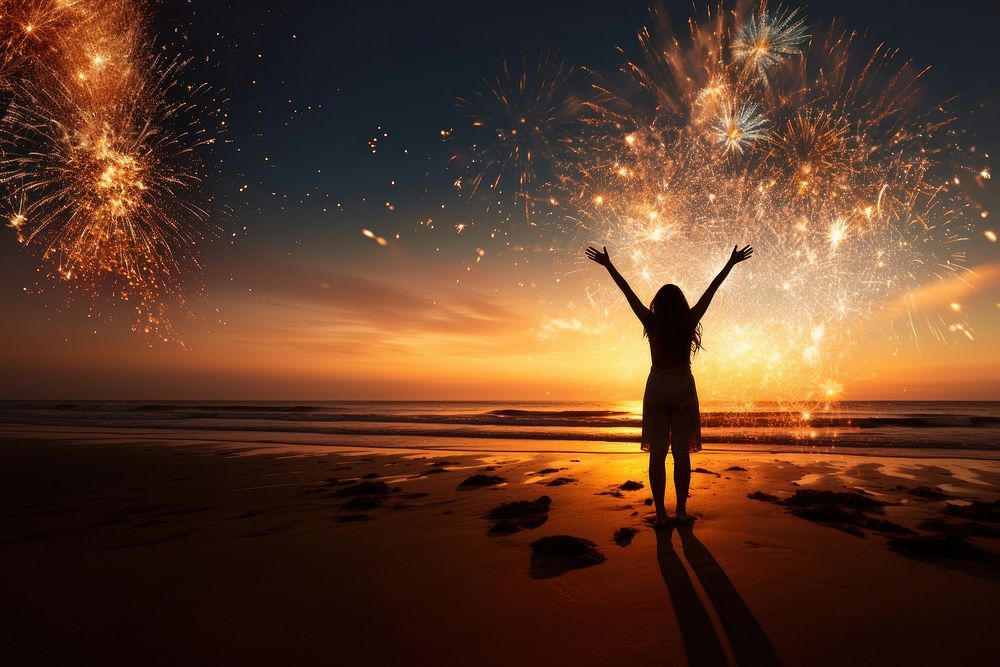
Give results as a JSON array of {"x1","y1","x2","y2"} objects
[{"x1": 586, "y1": 243, "x2": 753, "y2": 527}]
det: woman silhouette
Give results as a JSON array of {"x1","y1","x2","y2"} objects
[{"x1": 586, "y1": 244, "x2": 753, "y2": 527}]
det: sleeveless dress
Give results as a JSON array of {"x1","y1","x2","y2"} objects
[{"x1": 640, "y1": 324, "x2": 702, "y2": 454}]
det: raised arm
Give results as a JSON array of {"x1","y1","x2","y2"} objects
[
  {"x1": 585, "y1": 246, "x2": 651, "y2": 326},
  {"x1": 690, "y1": 244, "x2": 753, "y2": 324}
]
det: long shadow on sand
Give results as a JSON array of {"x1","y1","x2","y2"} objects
[{"x1": 655, "y1": 525, "x2": 781, "y2": 667}]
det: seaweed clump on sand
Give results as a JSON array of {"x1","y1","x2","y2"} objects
[
  {"x1": 944, "y1": 499, "x2": 1000, "y2": 523},
  {"x1": 748, "y1": 488, "x2": 911, "y2": 538},
  {"x1": 341, "y1": 496, "x2": 384, "y2": 510},
  {"x1": 326, "y1": 480, "x2": 401, "y2": 520},
  {"x1": 918, "y1": 518, "x2": 1000, "y2": 539},
  {"x1": 458, "y1": 474, "x2": 507, "y2": 489},
  {"x1": 887, "y1": 532, "x2": 999, "y2": 564},
  {"x1": 485, "y1": 496, "x2": 551, "y2": 535},
  {"x1": 894, "y1": 485, "x2": 950, "y2": 500},
  {"x1": 884, "y1": 500, "x2": 1000, "y2": 570},
  {"x1": 781, "y1": 489, "x2": 886, "y2": 512},
  {"x1": 529, "y1": 535, "x2": 606, "y2": 578},
  {"x1": 613, "y1": 527, "x2": 638, "y2": 547}
]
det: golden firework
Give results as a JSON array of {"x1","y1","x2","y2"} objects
[
  {"x1": 731, "y1": 4, "x2": 808, "y2": 86},
  {"x1": 451, "y1": 1, "x2": 984, "y2": 402},
  {"x1": 1, "y1": 0, "x2": 215, "y2": 339},
  {"x1": 565, "y1": 2, "x2": 978, "y2": 401},
  {"x1": 712, "y1": 101, "x2": 769, "y2": 154}
]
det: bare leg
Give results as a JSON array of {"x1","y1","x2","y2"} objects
[
  {"x1": 648, "y1": 448, "x2": 668, "y2": 526},
  {"x1": 672, "y1": 447, "x2": 691, "y2": 518}
]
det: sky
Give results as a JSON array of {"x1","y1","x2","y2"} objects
[{"x1": 0, "y1": 0, "x2": 998, "y2": 401}]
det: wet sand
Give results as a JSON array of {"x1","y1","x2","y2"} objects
[{"x1": 1, "y1": 428, "x2": 998, "y2": 665}]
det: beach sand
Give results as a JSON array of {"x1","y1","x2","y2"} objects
[{"x1": 2, "y1": 428, "x2": 998, "y2": 666}]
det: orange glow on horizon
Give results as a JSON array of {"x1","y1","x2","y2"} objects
[{"x1": 3, "y1": 255, "x2": 998, "y2": 401}]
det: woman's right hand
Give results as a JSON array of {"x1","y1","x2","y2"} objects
[
  {"x1": 586, "y1": 245, "x2": 612, "y2": 267},
  {"x1": 728, "y1": 244, "x2": 753, "y2": 265}
]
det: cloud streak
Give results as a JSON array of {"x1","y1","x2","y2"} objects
[{"x1": 216, "y1": 262, "x2": 541, "y2": 361}]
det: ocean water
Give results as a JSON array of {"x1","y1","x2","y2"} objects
[{"x1": 1, "y1": 400, "x2": 999, "y2": 455}]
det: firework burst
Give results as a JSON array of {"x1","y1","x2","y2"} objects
[
  {"x1": 570, "y1": 2, "x2": 977, "y2": 401},
  {"x1": 450, "y1": 1, "x2": 985, "y2": 403},
  {"x1": 447, "y1": 49, "x2": 590, "y2": 222},
  {"x1": 712, "y1": 101, "x2": 769, "y2": 153},
  {"x1": 768, "y1": 110, "x2": 849, "y2": 195},
  {"x1": 731, "y1": 4, "x2": 809, "y2": 86},
  {"x1": 0, "y1": 0, "x2": 216, "y2": 339}
]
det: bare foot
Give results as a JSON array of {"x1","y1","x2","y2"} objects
[{"x1": 674, "y1": 513, "x2": 695, "y2": 524}]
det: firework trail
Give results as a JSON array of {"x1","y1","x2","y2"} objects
[
  {"x1": 451, "y1": 1, "x2": 987, "y2": 403},
  {"x1": 0, "y1": 0, "x2": 215, "y2": 339}
]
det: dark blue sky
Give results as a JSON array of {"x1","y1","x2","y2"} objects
[
  {"x1": 174, "y1": 0, "x2": 1000, "y2": 257},
  {"x1": 4, "y1": 0, "x2": 998, "y2": 304}
]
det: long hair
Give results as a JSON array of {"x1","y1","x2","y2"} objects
[{"x1": 644, "y1": 284, "x2": 702, "y2": 364}]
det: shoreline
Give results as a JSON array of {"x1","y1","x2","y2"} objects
[{"x1": 2, "y1": 424, "x2": 999, "y2": 460}]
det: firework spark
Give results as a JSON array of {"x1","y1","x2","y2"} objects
[
  {"x1": 731, "y1": 4, "x2": 809, "y2": 85},
  {"x1": 0, "y1": 0, "x2": 216, "y2": 339},
  {"x1": 448, "y1": 49, "x2": 589, "y2": 222},
  {"x1": 768, "y1": 110, "x2": 849, "y2": 195},
  {"x1": 712, "y1": 101, "x2": 769, "y2": 153},
  {"x1": 0, "y1": 1, "x2": 84, "y2": 85}
]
